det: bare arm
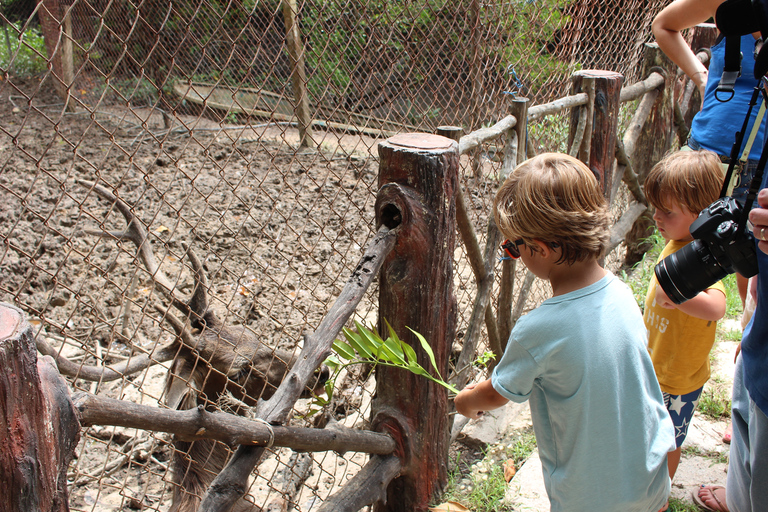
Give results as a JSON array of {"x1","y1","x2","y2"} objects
[
  {"x1": 454, "y1": 379, "x2": 509, "y2": 420},
  {"x1": 654, "y1": 284, "x2": 726, "y2": 321},
  {"x1": 652, "y1": 0, "x2": 724, "y2": 96}
]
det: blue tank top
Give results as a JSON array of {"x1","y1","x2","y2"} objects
[{"x1": 690, "y1": 34, "x2": 766, "y2": 161}]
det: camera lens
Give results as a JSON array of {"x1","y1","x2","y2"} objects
[{"x1": 654, "y1": 240, "x2": 729, "y2": 304}]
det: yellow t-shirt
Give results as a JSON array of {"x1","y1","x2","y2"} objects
[{"x1": 643, "y1": 239, "x2": 726, "y2": 395}]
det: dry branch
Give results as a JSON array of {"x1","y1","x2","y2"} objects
[
  {"x1": 527, "y1": 92, "x2": 588, "y2": 121},
  {"x1": 623, "y1": 88, "x2": 660, "y2": 160},
  {"x1": 608, "y1": 202, "x2": 649, "y2": 254},
  {"x1": 73, "y1": 392, "x2": 397, "y2": 455},
  {"x1": 316, "y1": 455, "x2": 402, "y2": 512},
  {"x1": 458, "y1": 115, "x2": 516, "y2": 155},
  {"x1": 36, "y1": 335, "x2": 177, "y2": 382}
]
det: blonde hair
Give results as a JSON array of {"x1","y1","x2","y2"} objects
[
  {"x1": 644, "y1": 150, "x2": 724, "y2": 214},
  {"x1": 493, "y1": 153, "x2": 610, "y2": 264}
]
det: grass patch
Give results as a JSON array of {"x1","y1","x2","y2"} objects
[
  {"x1": 722, "y1": 273, "x2": 742, "y2": 320},
  {"x1": 682, "y1": 444, "x2": 729, "y2": 465},
  {"x1": 620, "y1": 230, "x2": 666, "y2": 308},
  {"x1": 668, "y1": 496, "x2": 703, "y2": 512},
  {"x1": 442, "y1": 428, "x2": 536, "y2": 512},
  {"x1": 698, "y1": 376, "x2": 732, "y2": 421}
]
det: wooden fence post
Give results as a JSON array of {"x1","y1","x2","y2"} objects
[
  {"x1": 0, "y1": 302, "x2": 80, "y2": 512},
  {"x1": 498, "y1": 97, "x2": 529, "y2": 350},
  {"x1": 373, "y1": 133, "x2": 458, "y2": 511},
  {"x1": 569, "y1": 70, "x2": 624, "y2": 198},
  {"x1": 624, "y1": 43, "x2": 677, "y2": 267}
]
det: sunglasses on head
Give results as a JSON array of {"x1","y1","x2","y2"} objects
[{"x1": 501, "y1": 239, "x2": 525, "y2": 259}]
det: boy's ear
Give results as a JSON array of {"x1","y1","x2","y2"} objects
[{"x1": 531, "y1": 239, "x2": 554, "y2": 258}]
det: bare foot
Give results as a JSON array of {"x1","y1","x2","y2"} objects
[
  {"x1": 693, "y1": 485, "x2": 729, "y2": 512},
  {"x1": 722, "y1": 422, "x2": 732, "y2": 444}
]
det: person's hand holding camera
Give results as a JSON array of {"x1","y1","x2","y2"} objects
[{"x1": 749, "y1": 188, "x2": 768, "y2": 254}]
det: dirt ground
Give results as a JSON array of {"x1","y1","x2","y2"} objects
[{"x1": 1, "y1": 76, "x2": 402, "y2": 511}]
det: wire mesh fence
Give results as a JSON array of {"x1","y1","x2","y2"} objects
[{"x1": 1, "y1": 0, "x2": 667, "y2": 510}]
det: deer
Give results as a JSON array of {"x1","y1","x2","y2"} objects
[{"x1": 77, "y1": 180, "x2": 330, "y2": 512}]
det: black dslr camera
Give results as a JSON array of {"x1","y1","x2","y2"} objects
[
  {"x1": 655, "y1": 197, "x2": 758, "y2": 304},
  {"x1": 653, "y1": 0, "x2": 768, "y2": 304}
]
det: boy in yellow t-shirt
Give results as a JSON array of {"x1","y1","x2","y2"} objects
[{"x1": 643, "y1": 150, "x2": 727, "y2": 483}]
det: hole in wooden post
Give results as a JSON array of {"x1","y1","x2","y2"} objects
[{"x1": 380, "y1": 204, "x2": 402, "y2": 229}]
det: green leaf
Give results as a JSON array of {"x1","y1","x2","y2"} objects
[
  {"x1": 381, "y1": 336, "x2": 406, "y2": 365},
  {"x1": 332, "y1": 339, "x2": 356, "y2": 360},
  {"x1": 408, "y1": 327, "x2": 442, "y2": 379},
  {"x1": 345, "y1": 325, "x2": 374, "y2": 359}
]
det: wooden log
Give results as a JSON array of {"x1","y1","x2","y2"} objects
[
  {"x1": 569, "y1": 70, "x2": 624, "y2": 197},
  {"x1": 36, "y1": 0, "x2": 75, "y2": 111},
  {"x1": 624, "y1": 43, "x2": 677, "y2": 268},
  {"x1": 316, "y1": 455, "x2": 402, "y2": 512},
  {"x1": 0, "y1": 302, "x2": 80, "y2": 512},
  {"x1": 436, "y1": 125, "x2": 502, "y2": 378},
  {"x1": 374, "y1": 133, "x2": 458, "y2": 511},
  {"x1": 73, "y1": 392, "x2": 397, "y2": 454}
]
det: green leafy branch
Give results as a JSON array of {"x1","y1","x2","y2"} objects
[{"x1": 308, "y1": 320, "x2": 459, "y2": 416}]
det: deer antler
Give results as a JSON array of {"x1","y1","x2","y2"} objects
[{"x1": 77, "y1": 180, "x2": 208, "y2": 324}]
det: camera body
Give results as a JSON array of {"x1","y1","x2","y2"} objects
[{"x1": 654, "y1": 196, "x2": 758, "y2": 304}]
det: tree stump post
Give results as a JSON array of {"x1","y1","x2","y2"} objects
[
  {"x1": 568, "y1": 70, "x2": 624, "y2": 198},
  {"x1": 373, "y1": 133, "x2": 458, "y2": 512},
  {"x1": 624, "y1": 43, "x2": 677, "y2": 267},
  {"x1": 0, "y1": 302, "x2": 80, "y2": 512},
  {"x1": 684, "y1": 23, "x2": 719, "y2": 125}
]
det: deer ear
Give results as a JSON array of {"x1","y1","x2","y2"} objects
[
  {"x1": 165, "y1": 375, "x2": 191, "y2": 410},
  {"x1": 164, "y1": 364, "x2": 198, "y2": 410}
]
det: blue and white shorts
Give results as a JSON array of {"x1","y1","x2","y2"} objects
[{"x1": 663, "y1": 387, "x2": 704, "y2": 448}]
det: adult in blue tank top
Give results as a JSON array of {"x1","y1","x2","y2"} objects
[
  {"x1": 655, "y1": 0, "x2": 766, "y2": 205},
  {"x1": 654, "y1": 1, "x2": 768, "y2": 511}
]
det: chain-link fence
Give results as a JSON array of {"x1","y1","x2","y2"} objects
[{"x1": 1, "y1": 1, "x2": 670, "y2": 510}]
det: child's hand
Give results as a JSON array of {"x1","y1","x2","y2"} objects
[
  {"x1": 454, "y1": 384, "x2": 484, "y2": 420},
  {"x1": 655, "y1": 285, "x2": 677, "y2": 309}
]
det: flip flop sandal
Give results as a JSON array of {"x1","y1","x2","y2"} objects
[{"x1": 692, "y1": 485, "x2": 729, "y2": 512}]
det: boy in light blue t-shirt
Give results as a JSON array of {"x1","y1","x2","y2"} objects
[{"x1": 454, "y1": 153, "x2": 675, "y2": 512}]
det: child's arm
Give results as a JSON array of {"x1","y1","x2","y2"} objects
[
  {"x1": 655, "y1": 284, "x2": 726, "y2": 321},
  {"x1": 454, "y1": 379, "x2": 509, "y2": 419}
]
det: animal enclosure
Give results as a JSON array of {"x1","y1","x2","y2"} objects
[{"x1": 0, "y1": 1, "x2": 706, "y2": 511}]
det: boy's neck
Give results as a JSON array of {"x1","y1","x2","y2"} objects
[{"x1": 548, "y1": 258, "x2": 607, "y2": 297}]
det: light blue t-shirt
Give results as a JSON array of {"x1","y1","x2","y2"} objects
[{"x1": 492, "y1": 273, "x2": 675, "y2": 512}]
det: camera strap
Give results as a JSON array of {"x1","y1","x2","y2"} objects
[
  {"x1": 717, "y1": 35, "x2": 743, "y2": 101},
  {"x1": 739, "y1": 94, "x2": 768, "y2": 230},
  {"x1": 721, "y1": 84, "x2": 763, "y2": 198}
]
